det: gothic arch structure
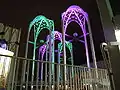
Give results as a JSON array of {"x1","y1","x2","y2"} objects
[
  {"x1": 62, "y1": 5, "x2": 97, "y2": 68},
  {"x1": 58, "y1": 41, "x2": 73, "y2": 64},
  {"x1": 21, "y1": 15, "x2": 54, "y2": 88},
  {"x1": 38, "y1": 31, "x2": 62, "y2": 62},
  {"x1": 38, "y1": 31, "x2": 73, "y2": 67},
  {"x1": 28, "y1": 15, "x2": 54, "y2": 60}
]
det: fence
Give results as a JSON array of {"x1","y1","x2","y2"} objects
[{"x1": 0, "y1": 54, "x2": 111, "y2": 90}]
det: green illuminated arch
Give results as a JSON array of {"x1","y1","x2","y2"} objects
[
  {"x1": 28, "y1": 15, "x2": 54, "y2": 60},
  {"x1": 58, "y1": 41, "x2": 73, "y2": 64},
  {"x1": 23, "y1": 15, "x2": 55, "y2": 86}
]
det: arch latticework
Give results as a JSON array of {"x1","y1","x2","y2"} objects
[
  {"x1": 38, "y1": 31, "x2": 73, "y2": 63},
  {"x1": 58, "y1": 41, "x2": 73, "y2": 63},
  {"x1": 22, "y1": 15, "x2": 54, "y2": 88},
  {"x1": 27, "y1": 15, "x2": 54, "y2": 60},
  {"x1": 62, "y1": 5, "x2": 91, "y2": 68},
  {"x1": 62, "y1": 5, "x2": 88, "y2": 33},
  {"x1": 38, "y1": 31, "x2": 62, "y2": 61}
]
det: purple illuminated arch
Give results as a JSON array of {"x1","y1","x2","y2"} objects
[
  {"x1": 54, "y1": 31, "x2": 62, "y2": 42},
  {"x1": 62, "y1": 5, "x2": 88, "y2": 33},
  {"x1": 38, "y1": 44, "x2": 47, "y2": 60},
  {"x1": 38, "y1": 31, "x2": 62, "y2": 61},
  {"x1": 38, "y1": 31, "x2": 62, "y2": 80},
  {"x1": 62, "y1": 5, "x2": 90, "y2": 68}
]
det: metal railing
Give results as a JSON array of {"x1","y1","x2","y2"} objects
[{"x1": 0, "y1": 54, "x2": 111, "y2": 90}]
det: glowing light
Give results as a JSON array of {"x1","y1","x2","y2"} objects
[
  {"x1": 0, "y1": 48, "x2": 14, "y2": 88},
  {"x1": 54, "y1": 31, "x2": 62, "y2": 42},
  {"x1": 62, "y1": 5, "x2": 90, "y2": 68},
  {"x1": 73, "y1": 32, "x2": 78, "y2": 37},
  {"x1": 31, "y1": 86, "x2": 33, "y2": 88},
  {"x1": 0, "y1": 39, "x2": 8, "y2": 50},
  {"x1": 38, "y1": 31, "x2": 62, "y2": 61},
  {"x1": 58, "y1": 41, "x2": 72, "y2": 53},
  {"x1": 115, "y1": 30, "x2": 120, "y2": 49},
  {"x1": 52, "y1": 85, "x2": 54, "y2": 88},
  {"x1": 28, "y1": 15, "x2": 55, "y2": 82},
  {"x1": 38, "y1": 44, "x2": 47, "y2": 60},
  {"x1": 29, "y1": 15, "x2": 53, "y2": 31},
  {"x1": 22, "y1": 85, "x2": 25, "y2": 88},
  {"x1": 62, "y1": 5, "x2": 88, "y2": 32}
]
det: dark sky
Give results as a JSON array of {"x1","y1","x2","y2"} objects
[{"x1": 0, "y1": 0, "x2": 117, "y2": 65}]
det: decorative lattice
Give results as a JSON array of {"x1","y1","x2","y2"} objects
[{"x1": 62, "y1": 5, "x2": 88, "y2": 33}]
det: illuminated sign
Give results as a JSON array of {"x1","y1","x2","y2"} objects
[{"x1": 0, "y1": 48, "x2": 14, "y2": 88}]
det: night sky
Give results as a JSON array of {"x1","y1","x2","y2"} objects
[{"x1": 0, "y1": 0, "x2": 118, "y2": 65}]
